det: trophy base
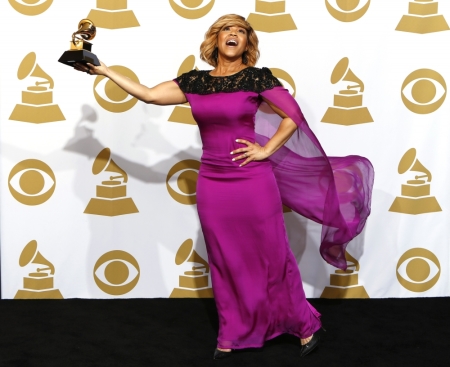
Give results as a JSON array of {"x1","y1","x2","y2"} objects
[
  {"x1": 9, "y1": 104, "x2": 65, "y2": 123},
  {"x1": 246, "y1": 13, "x2": 297, "y2": 33},
  {"x1": 84, "y1": 197, "x2": 139, "y2": 216},
  {"x1": 396, "y1": 14, "x2": 450, "y2": 34},
  {"x1": 321, "y1": 106, "x2": 374, "y2": 125},
  {"x1": 320, "y1": 285, "x2": 369, "y2": 299},
  {"x1": 58, "y1": 50, "x2": 100, "y2": 67},
  {"x1": 14, "y1": 289, "x2": 63, "y2": 299},
  {"x1": 169, "y1": 287, "x2": 214, "y2": 298},
  {"x1": 87, "y1": 9, "x2": 140, "y2": 29},
  {"x1": 389, "y1": 196, "x2": 442, "y2": 215},
  {"x1": 168, "y1": 105, "x2": 197, "y2": 125}
]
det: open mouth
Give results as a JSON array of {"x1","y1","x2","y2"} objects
[{"x1": 226, "y1": 39, "x2": 238, "y2": 46}]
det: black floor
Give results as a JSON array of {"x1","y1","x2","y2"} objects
[{"x1": 0, "y1": 298, "x2": 447, "y2": 367}]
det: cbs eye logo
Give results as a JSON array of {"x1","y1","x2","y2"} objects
[
  {"x1": 8, "y1": 0, "x2": 53, "y2": 16},
  {"x1": 401, "y1": 69, "x2": 447, "y2": 114},
  {"x1": 169, "y1": 0, "x2": 214, "y2": 19},
  {"x1": 93, "y1": 66, "x2": 139, "y2": 113},
  {"x1": 325, "y1": 0, "x2": 370, "y2": 22},
  {"x1": 166, "y1": 160, "x2": 200, "y2": 205},
  {"x1": 396, "y1": 248, "x2": 440, "y2": 292},
  {"x1": 270, "y1": 68, "x2": 296, "y2": 97},
  {"x1": 8, "y1": 159, "x2": 56, "y2": 205},
  {"x1": 93, "y1": 250, "x2": 140, "y2": 295}
]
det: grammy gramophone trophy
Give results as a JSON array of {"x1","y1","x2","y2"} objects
[
  {"x1": 389, "y1": 148, "x2": 442, "y2": 215},
  {"x1": 321, "y1": 251, "x2": 369, "y2": 299},
  {"x1": 58, "y1": 19, "x2": 100, "y2": 67},
  {"x1": 84, "y1": 148, "x2": 139, "y2": 217},
  {"x1": 170, "y1": 239, "x2": 214, "y2": 298},
  {"x1": 14, "y1": 240, "x2": 63, "y2": 299},
  {"x1": 321, "y1": 57, "x2": 373, "y2": 126}
]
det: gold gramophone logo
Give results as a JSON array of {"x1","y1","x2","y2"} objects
[
  {"x1": 8, "y1": 159, "x2": 56, "y2": 205},
  {"x1": 15, "y1": 240, "x2": 63, "y2": 299},
  {"x1": 396, "y1": 0, "x2": 449, "y2": 34},
  {"x1": 94, "y1": 65, "x2": 139, "y2": 113},
  {"x1": 270, "y1": 68, "x2": 296, "y2": 97},
  {"x1": 84, "y1": 148, "x2": 139, "y2": 216},
  {"x1": 9, "y1": 52, "x2": 65, "y2": 123},
  {"x1": 325, "y1": 0, "x2": 371, "y2": 22},
  {"x1": 8, "y1": 0, "x2": 53, "y2": 16},
  {"x1": 87, "y1": 0, "x2": 139, "y2": 29},
  {"x1": 321, "y1": 57, "x2": 373, "y2": 126},
  {"x1": 247, "y1": 0, "x2": 296, "y2": 33},
  {"x1": 401, "y1": 69, "x2": 446, "y2": 114},
  {"x1": 170, "y1": 239, "x2": 213, "y2": 298},
  {"x1": 169, "y1": 55, "x2": 198, "y2": 125},
  {"x1": 397, "y1": 248, "x2": 440, "y2": 292},
  {"x1": 167, "y1": 160, "x2": 201, "y2": 205},
  {"x1": 321, "y1": 251, "x2": 369, "y2": 299},
  {"x1": 93, "y1": 250, "x2": 140, "y2": 295},
  {"x1": 389, "y1": 148, "x2": 441, "y2": 215},
  {"x1": 169, "y1": 0, "x2": 215, "y2": 19}
]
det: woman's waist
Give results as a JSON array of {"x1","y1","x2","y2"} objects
[{"x1": 199, "y1": 156, "x2": 273, "y2": 177}]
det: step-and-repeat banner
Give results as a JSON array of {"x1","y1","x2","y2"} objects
[{"x1": 1, "y1": 0, "x2": 449, "y2": 299}]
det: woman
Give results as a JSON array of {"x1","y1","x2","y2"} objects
[{"x1": 75, "y1": 14, "x2": 373, "y2": 359}]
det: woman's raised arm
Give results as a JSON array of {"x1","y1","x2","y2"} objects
[{"x1": 74, "y1": 61, "x2": 187, "y2": 106}]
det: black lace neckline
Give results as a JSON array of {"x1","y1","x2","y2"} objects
[
  {"x1": 175, "y1": 67, "x2": 282, "y2": 95},
  {"x1": 207, "y1": 67, "x2": 249, "y2": 78}
]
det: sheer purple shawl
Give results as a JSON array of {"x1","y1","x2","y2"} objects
[{"x1": 258, "y1": 86, "x2": 374, "y2": 270}]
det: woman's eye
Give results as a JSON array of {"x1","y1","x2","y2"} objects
[{"x1": 239, "y1": 29, "x2": 246, "y2": 34}]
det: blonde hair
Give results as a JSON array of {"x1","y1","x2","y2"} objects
[{"x1": 200, "y1": 14, "x2": 260, "y2": 67}]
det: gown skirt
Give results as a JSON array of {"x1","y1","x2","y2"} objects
[{"x1": 197, "y1": 161, "x2": 321, "y2": 350}]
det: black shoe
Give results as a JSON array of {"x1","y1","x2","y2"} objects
[
  {"x1": 300, "y1": 333, "x2": 320, "y2": 357},
  {"x1": 213, "y1": 348, "x2": 232, "y2": 360}
]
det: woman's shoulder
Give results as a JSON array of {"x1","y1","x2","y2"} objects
[
  {"x1": 174, "y1": 69, "x2": 205, "y2": 94},
  {"x1": 242, "y1": 67, "x2": 283, "y2": 92},
  {"x1": 244, "y1": 66, "x2": 274, "y2": 76}
]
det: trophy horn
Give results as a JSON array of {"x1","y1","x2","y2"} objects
[
  {"x1": 17, "y1": 52, "x2": 54, "y2": 89},
  {"x1": 331, "y1": 57, "x2": 364, "y2": 93},
  {"x1": 345, "y1": 251, "x2": 360, "y2": 272},
  {"x1": 31, "y1": 64, "x2": 55, "y2": 89},
  {"x1": 72, "y1": 19, "x2": 96, "y2": 45},
  {"x1": 19, "y1": 240, "x2": 55, "y2": 275},
  {"x1": 398, "y1": 148, "x2": 432, "y2": 182},
  {"x1": 342, "y1": 68, "x2": 365, "y2": 93},
  {"x1": 92, "y1": 148, "x2": 128, "y2": 183},
  {"x1": 175, "y1": 239, "x2": 210, "y2": 274}
]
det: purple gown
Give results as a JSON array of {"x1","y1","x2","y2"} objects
[{"x1": 174, "y1": 67, "x2": 373, "y2": 349}]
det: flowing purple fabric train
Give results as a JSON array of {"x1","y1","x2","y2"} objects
[{"x1": 257, "y1": 86, "x2": 374, "y2": 270}]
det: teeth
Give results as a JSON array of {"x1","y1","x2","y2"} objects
[{"x1": 227, "y1": 39, "x2": 237, "y2": 46}]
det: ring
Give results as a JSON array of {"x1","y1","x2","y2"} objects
[{"x1": 244, "y1": 153, "x2": 248, "y2": 158}]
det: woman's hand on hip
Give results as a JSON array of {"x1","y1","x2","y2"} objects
[{"x1": 231, "y1": 139, "x2": 269, "y2": 167}]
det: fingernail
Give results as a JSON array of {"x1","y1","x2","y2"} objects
[
  {"x1": 235, "y1": 139, "x2": 239, "y2": 142},
  {"x1": 230, "y1": 152, "x2": 233, "y2": 154},
  {"x1": 232, "y1": 159, "x2": 235, "y2": 161}
]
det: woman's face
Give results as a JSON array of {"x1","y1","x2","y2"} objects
[{"x1": 216, "y1": 24, "x2": 248, "y2": 62}]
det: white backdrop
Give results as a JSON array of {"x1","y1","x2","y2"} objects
[{"x1": 1, "y1": 0, "x2": 449, "y2": 299}]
